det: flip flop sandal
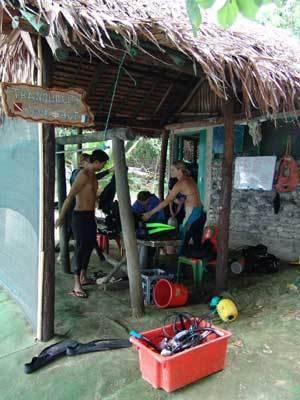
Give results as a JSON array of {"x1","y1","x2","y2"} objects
[{"x1": 69, "y1": 289, "x2": 88, "y2": 299}]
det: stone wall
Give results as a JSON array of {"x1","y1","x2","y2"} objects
[{"x1": 208, "y1": 159, "x2": 300, "y2": 260}]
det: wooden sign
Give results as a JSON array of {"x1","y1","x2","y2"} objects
[{"x1": 1, "y1": 83, "x2": 94, "y2": 127}]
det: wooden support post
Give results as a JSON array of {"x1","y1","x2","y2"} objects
[
  {"x1": 37, "y1": 38, "x2": 55, "y2": 341},
  {"x1": 112, "y1": 137, "x2": 144, "y2": 318},
  {"x1": 56, "y1": 143, "x2": 71, "y2": 274},
  {"x1": 159, "y1": 130, "x2": 169, "y2": 201},
  {"x1": 76, "y1": 128, "x2": 83, "y2": 167},
  {"x1": 216, "y1": 99, "x2": 235, "y2": 293}
]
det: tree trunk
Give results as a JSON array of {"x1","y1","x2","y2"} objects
[
  {"x1": 112, "y1": 137, "x2": 144, "y2": 318},
  {"x1": 216, "y1": 99, "x2": 234, "y2": 293},
  {"x1": 56, "y1": 143, "x2": 71, "y2": 274},
  {"x1": 158, "y1": 130, "x2": 169, "y2": 201}
]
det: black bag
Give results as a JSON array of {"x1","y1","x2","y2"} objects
[
  {"x1": 184, "y1": 239, "x2": 217, "y2": 262},
  {"x1": 98, "y1": 174, "x2": 116, "y2": 214},
  {"x1": 242, "y1": 244, "x2": 279, "y2": 274}
]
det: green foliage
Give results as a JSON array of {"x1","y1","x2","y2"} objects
[
  {"x1": 186, "y1": 0, "x2": 202, "y2": 35},
  {"x1": 126, "y1": 138, "x2": 162, "y2": 196},
  {"x1": 218, "y1": 0, "x2": 239, "y2": 28},
  {"x1": 186, "y1": 0, "x2": 277, "y2": 29},
  {"x1": 258, "y1": 0, "x2": 300, "y2": 37},
  {"x1": 236, "y1": 0, "x2": 259, "y2": 19},
  {"x1": 197, "y1": 0, "x2": 215, "y2": 9},
  {"x1": 255, "y1": 0, "x2": 273, "y2": 5},
  {"x1": 126, "y1": 138, "x2": 161, "y2": 170}
]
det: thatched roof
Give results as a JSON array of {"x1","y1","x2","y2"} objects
[{"x1": 1, "y1": 0, "x2": 300, "y2": 126}]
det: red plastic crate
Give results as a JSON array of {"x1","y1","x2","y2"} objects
[{"x1": 130, "y1": 320, "x2": 231, "y2": 392}]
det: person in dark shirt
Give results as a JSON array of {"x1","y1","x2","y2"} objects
[
  {"x1": 132, "y1": 191, "x2": 165, "y2": 269},
  {"x1": 132, "y1": 191, "x2": 165, "y2": 222}
]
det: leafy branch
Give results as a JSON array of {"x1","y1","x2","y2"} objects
[{"x1": 186, "y1": 0, "x2": 278, "y2": 33}]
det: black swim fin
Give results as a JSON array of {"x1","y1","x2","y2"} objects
[
  {"x1": 24, "y1": 340, "x2": 78, "y2": 374},
  {"x1": 66, "y1": 339, "x2": 131, "y2": 356}
]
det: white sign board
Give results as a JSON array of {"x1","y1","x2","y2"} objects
[{"x1": 234, "y1": 156, "x2": 277, "y2": 190}]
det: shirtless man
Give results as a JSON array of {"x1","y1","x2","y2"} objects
[
  {"x1": 143, "y1": 161, "x2": 205, "y2": 254},
  {"x1": 56, "y1": 149, "x2": 109, "y2": 298}
]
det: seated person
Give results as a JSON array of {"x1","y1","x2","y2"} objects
[
  {"x1": 132, "y1": 191, "x2": 165, "y2": 269},
  {"x1": 132, "y1": 191, "x2": 165, "y2": 222}
]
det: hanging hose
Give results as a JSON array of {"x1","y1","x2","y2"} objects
[{"x1": 104, "y1": 51, "x2": 127, "y2": 137}]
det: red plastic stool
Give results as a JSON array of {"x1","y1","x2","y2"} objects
[
  {"x1": 96, "y1": 233, "x2": 124, "y2": 256},
  {"x1": 96, "y1": 233, "x2": 109, "y2": 254}
]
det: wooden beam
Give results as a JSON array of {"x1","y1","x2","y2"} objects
[
  {"x1": 216, "y1": 99, "x2": 234, "y2": 293},
  {"x1": 165, "y1": 116, "x2": 227, "y2": 131},
  {"x1": 165, "y1": 109, "x2": 300, "y2": 131},
  {"x1": 177, "y1": 78, "x2": 206, "y2": 113},
  {"x1": 1, "y1": 7, "x2": 39, "y2": 35},
  {"x1": 112, "y1": 137, "x2": 144, "y2": 318},
  {"x1": 158, "y1": 130, "x2": 169, "y2": 201},
  {"x1": 114, "y1": 76, "x2": 140, "y2": 115},
  {"x1": 38, "y1": 37, "x2": 55, "y2": 341},
  {"x1": 56, "y1": 143, "x2": 71, "y2": 274},
  {"x1": 161, "y1": 79, "x2": 198, "y2": 126},
  {"x1": 133, "y1": 78, "x2": 161, "y2": 119},
  {"x1": 85, "y1": 63, "x2": 107, "y2": 100},
  {"x1": 153, "y1": 81, "x2": 176, "y2": 116},
  {"x1": 96, "y1": 63, "x2": 125, "y2": 115},
  {"x1": 56, "y1": 127, "x2": 136, "y2": 145},
  {"x1": 174, "y1": 112, "x2": 219, "y2": 117},
  {"x1": 18, "y1": 9, "x2": 49, "y2": 36},
  {"x1": 107, "y1": 34, "x2": 201, "y2": 77},
  {"x1": 94, "y1": 116, "x2": 162, "y2": 131}
]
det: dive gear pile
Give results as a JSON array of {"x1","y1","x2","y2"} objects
[{"x1": 130, "y1": 312, "x2": 222, "y2": 357}]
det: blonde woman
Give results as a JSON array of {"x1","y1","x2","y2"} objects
[{"x1": 143, "y1": 161, "x2": 206, "y2": 254}]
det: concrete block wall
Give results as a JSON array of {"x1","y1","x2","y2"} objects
[{"x1": 207, "y1": 159, "x2": 300, "y2": 260}]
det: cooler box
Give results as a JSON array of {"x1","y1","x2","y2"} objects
[{"x1": 130, "y1": 321, "x2": 231, "y2": 392}]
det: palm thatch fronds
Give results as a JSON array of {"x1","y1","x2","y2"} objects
[{"x1": 1, "y1": 0, "x2": 300, "y2": 118}]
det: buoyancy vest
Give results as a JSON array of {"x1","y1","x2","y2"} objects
[{"x1": 274, "y1": 136, "x2": 299, "y2": 193}]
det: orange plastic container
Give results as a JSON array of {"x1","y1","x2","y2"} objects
[
  {"x1": 153, "y1": 279, "x2": 188, "y2": 308},
  {"x1": 130, "y1": 320, "x2": 231, "y2": 392}
]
